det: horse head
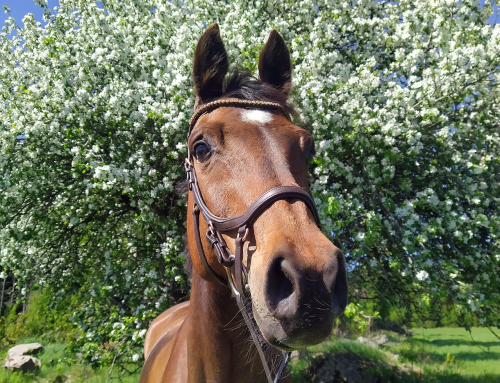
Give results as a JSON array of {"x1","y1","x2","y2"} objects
[{"x1": 186, "y1": 23, "x2": 348, "y2": 351}]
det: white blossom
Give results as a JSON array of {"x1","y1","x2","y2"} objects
[
  {"x1": 0, "y1": 0, "x2": 498, "y2": 360},
  {"x1": 416, "y1": 270, "x2": 429, "y2": 281}
]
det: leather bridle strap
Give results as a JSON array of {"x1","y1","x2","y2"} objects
[
  {"x1": 185, "y1": 98, "x2": 321, "y2": 383},
  {"x1": 187, "y1": 162, "x2": 320, "y2": 231},
  {"x1": 185, "y1": 161, "x2": 321, "y2": 291},
  {"x1": 192, "y1": 205, "x2": 226, "y2": 286}
]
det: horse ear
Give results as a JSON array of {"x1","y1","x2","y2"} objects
[
  {"x1": 258, "y1": 30, "x2": 292, "y2": 94},
  {"x1": 193, "y1": 23, "x2": 229, "y2": 106}
]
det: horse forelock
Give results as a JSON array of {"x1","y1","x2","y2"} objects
[{"x1": 206, "y1": 70, "x2": 299, "y2": 121}]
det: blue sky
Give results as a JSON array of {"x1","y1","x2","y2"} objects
[
  {"x1": 1, "y1": 0, "x2": 499, "y2": 28},
  {"x1": 483, "y1": 0, "x2": 500, "y2": 23},
  {"x1": 2, "y1": 0, "x2": 59, "y2": 26}
]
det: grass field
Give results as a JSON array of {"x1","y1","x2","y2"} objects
[
  {"x1": 0, "y1": 341, "x2": 141, "y2": 383},
  {"x1": 291, "y1": 327, "x2": 500, "y2": 382},
  {"x1": 1, "y1": 328, "x2": 499, "y2": 382},
  {"x1": 401, "y1": 327, "x2": 500, "y2": 381}
]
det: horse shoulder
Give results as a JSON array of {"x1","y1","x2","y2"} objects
[
  {"x1": 144, "y1": 300, "x2": 190, "y2": 358},
  {"x1": 140, "y1": 301, "x2": 190, "y2": 383}
]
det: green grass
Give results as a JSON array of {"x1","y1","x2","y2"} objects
[
  {"x1": 0, "y1": 339, "x2": 141, "y2": 383},
  {"x1": 395, "y1": 327, "x2": 500, "y2": 382},
  {"x1": 3, "y1": 328, "x2": 500, "y2": 382},
  {"x1": 290, "y1": 327, "x2": 500, "y2": 383},
  {"x1": 290, "y1": 339, "x2": 397, "y2": 382},
  {"x1": 309, "y1": 336, "x2": 391, "y2": 361}
]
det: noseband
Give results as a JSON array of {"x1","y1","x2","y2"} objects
[{"x1": 185, "y1": 98, "x2": 321, "y2": 383}]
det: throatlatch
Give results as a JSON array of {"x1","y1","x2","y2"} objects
[{"x1": 185, "y1": 98, "x2": 321, "y2": 383}]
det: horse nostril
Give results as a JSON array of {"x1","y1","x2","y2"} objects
[
  {"x1": 331, "y1": 250, "x2": 348, "y2": 317},
  {"x1": 265, "y1": 258, "x2": 297, "y2": 319}
]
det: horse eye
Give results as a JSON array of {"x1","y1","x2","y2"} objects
[
  {"x1": 194, "y1": 142, "x2": 211, "y2": 162},
  {"x1": 307, "y1": 147, "x2": 316, "y2": 160}
]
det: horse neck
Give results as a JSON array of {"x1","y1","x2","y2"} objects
[{"x1": 185, "y1": 271, "x2": 269, "y2": 383}]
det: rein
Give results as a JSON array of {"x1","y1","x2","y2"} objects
[{"x1": 185, "y1": 98, "x2": 321, "y2": 383}]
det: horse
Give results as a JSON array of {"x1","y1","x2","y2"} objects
[{"x1": 139, "y1": 23, "x2": 348, "y2": 383}]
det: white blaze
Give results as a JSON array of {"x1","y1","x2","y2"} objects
[{"x1": 241, "y1": 109, "x2": 273, "y2": 125}]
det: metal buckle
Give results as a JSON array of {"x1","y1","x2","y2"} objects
[
  {"x1": 226, "y1": 268, "x2": 240, "y2": 297},
  {"x1": 237, "y1": 227, "x2": 249, "y2": 242},
  {"x1": 206, "y1": 223, "x2": 215, "y2": 243},
  {"x1": 184, "y1": 158, "x2": 192, "y2": 171},
  {"x1": 226, "y1": 265, "x2": 250, "y2": 297},
  {"x1": 224, "y1": 248, "x2": 235, "y2": 263},
  {"x1": 242, "y1": 264, "x2": 250, "y2": 293},
  {"x1": 184, "y1": 158, "x2": 194, "y2": 188},
  {"x1": 207, "y1": 221, "x2": 215, "y2": 235},
  {"x1": 205, "y1": 229, "x2": 218, "y2": 248}
]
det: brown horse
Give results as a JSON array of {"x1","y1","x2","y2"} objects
[{"x1": 139, "y1": 24, "x2": 348, "y2": 383}]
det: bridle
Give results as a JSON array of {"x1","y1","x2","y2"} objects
[{"x1": 185, "y1": 98, "x2": 321, "y2": 383}]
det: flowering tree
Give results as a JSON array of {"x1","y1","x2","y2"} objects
[{"x1": 1, "y1": 0, "x2": 499, "y2": 363}]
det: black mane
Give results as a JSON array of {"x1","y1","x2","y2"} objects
[{"x1": 216, "y1": 70, "x2": 297, "y2": 118}]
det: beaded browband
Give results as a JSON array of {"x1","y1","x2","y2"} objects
[{"x1": 189, "y1": 98, "x2": 291, "y2": 132}]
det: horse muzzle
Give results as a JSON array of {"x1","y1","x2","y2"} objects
[{"x1": 251, "y1": 244, "x2": 348, "y2": 350}]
